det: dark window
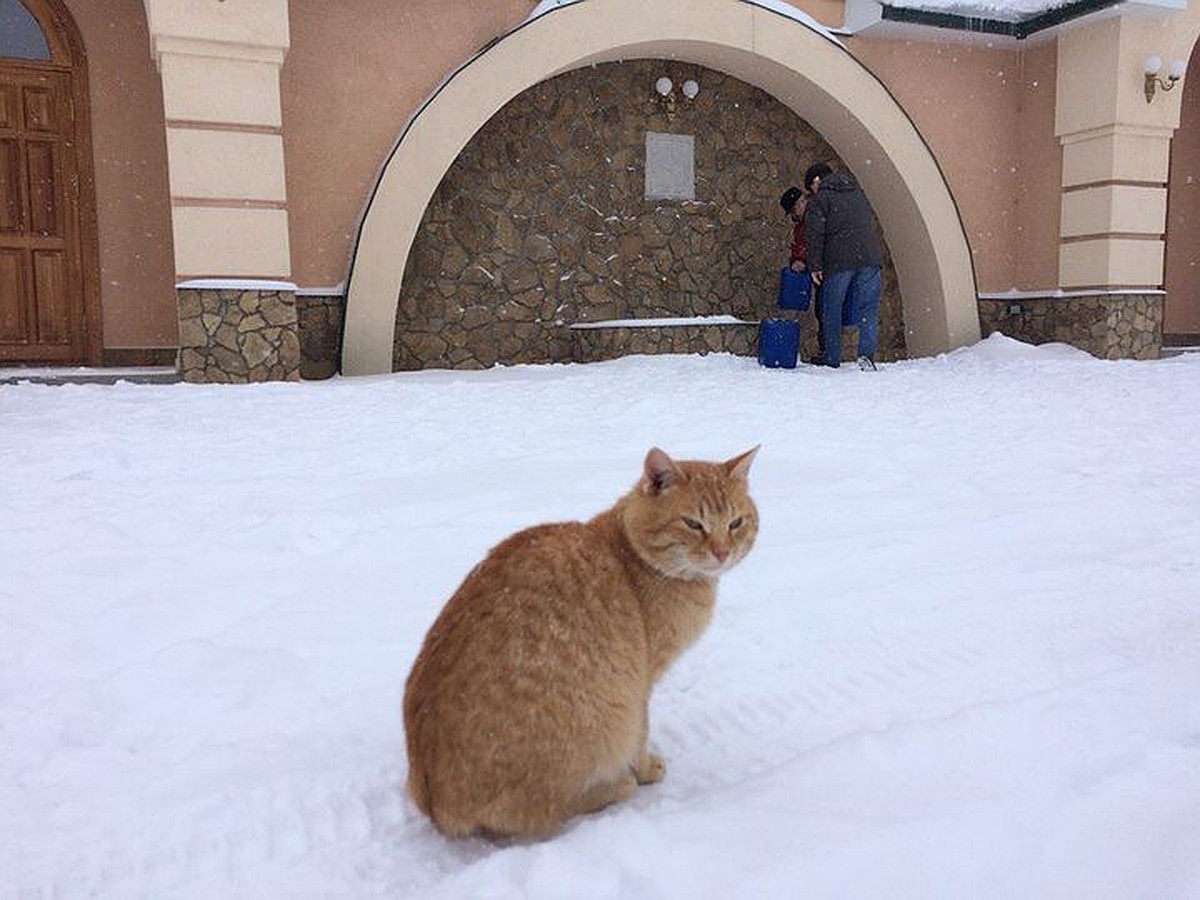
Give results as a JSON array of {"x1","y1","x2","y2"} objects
[{"x1": 0, "y1": 0, "x2": 51, "y2": 61}]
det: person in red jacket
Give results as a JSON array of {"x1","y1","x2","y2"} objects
[{"x1": 779, "y1": 186, "x2": 824, "y2": 364}]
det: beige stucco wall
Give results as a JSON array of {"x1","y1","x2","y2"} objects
[
  {"x1": 64, "y1": 0, "x2": 176, "y2": 349},
  {"x1": 852, "y1": 38, "x2": 1037, "y2": 292},
  {"x1": 282, "y1": 0, "x2": 534, "y2": 288},
  {"x1": 1014, "y1": 40, "x2": 1063, "y2": 292},
  {"x1": 787, "y1": 34, "x2": 1063, "y2": 294}
]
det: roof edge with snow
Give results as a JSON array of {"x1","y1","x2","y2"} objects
[{"x1": 865, "y1": 0, "x2": 1185, "y2": 39}]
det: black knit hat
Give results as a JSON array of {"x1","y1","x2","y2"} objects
[
  {"x1": 779, "y1": 186, "x2": 803, "y2": 213},
  {"x1": 804, "y1": 162, "x2": 832, "y2": 191}
]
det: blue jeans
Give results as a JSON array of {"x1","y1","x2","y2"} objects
[{"x1": 817, "y1": 266, "x2": 881, "y2": 367}]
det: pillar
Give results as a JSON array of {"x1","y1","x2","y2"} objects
[
  {"x1": 144, "y1": 0, "x2": 299, "y2": 382},
  {"x1": 1052, "y1": 11, "x2": 1189, "y2": 356}
]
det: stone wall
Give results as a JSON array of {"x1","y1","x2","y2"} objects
[
  {"x1": 178, "y1": 288, "x2": 301, "y2": 383},
  {"x1": 296, "y1": 294, "x2": 345, "y2": 380},
  {"x1": 977, "y1": 293, "x2": 1163, "y2": 360},
  {"x1": 396, "y1": 59, "x2": 906, "y2": 370}
]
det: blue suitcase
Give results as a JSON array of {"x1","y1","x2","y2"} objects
[{"x1": 758, "y1": 318, "x2": 800, "y2": 369}]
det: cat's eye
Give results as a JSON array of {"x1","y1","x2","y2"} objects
[
  {"x1": 729, "y1": 516, "x2": 745, "y2": 531},
  {"x1": 682, "y1": 517, "x2": 705, "y2": 532}
]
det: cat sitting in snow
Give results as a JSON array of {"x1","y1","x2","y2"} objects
[{"x1": 403, "y1": 445, "x2": 759, "y2": 839}]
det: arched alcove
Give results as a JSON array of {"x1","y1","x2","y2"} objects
[
  {"x1": 342, "y1": 0, "x2": 979, "y2": 375},
  {"x1": 396, "y1": 59, "x2": 908, "y2": 370}
]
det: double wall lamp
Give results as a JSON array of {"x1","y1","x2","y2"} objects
[
  {"x1": 1144, "y1": 55, "x2": 1187, "y2": 103},
  {"x1": 653, "y1": 76, "x2": 700, "y2": 115}
]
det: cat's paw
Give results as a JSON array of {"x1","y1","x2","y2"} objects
[{"x1": 635, "y1": 752, "x2": 667, "y2": 785}]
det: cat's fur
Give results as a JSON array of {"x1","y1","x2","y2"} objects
[{"x1": 403, "y1": 446, "x2": 759, "y2": 839}]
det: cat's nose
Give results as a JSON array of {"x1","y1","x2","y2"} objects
[{"x1": 711, "y1": 545, "x2": 729, "y2": 562}]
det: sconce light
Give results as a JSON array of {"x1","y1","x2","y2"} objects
[
  {"x1": 652, "y1": 76, "x2": 700, "y2": 115},
  {"x1": 1144, "y1": 55, "x2": 1187, "y2": 103}
]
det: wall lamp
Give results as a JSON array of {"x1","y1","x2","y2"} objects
[
  {"x1": 1144, "y1": 56, "x2": 1186, "y2": 103},
  {"x1": 653, "y1": 77, "x2": 700, "y2": 115}
]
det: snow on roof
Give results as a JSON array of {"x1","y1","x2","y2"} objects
[
  {"x1": 882, "y1": 0, "x2": 1078, "y2": 23},
  {"x1": 528, "y1": 0, "x2": 1108, "y2": 30}
]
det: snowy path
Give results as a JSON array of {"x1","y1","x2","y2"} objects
[{"x1": 3, "y1": 337, "x2": 1199, "y2": 897}]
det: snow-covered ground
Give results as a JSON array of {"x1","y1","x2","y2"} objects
[{"x1": 3, "y1": 334, "x2": 1199, "y2": 898}]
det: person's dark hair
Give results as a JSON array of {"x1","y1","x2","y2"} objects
[
  {"x1": 804, "y1": 162, "x2": 833, "y2": 191},
  {"x1": 779, "y1": 186, "x2": 803, "y2": 214}
]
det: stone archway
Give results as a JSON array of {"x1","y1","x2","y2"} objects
[{"x1": 342, "y1": 0, "x2": 979, "y2": 375}]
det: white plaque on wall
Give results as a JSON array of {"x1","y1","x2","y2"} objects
[{"x1": 645, "y1": 132, "x2": 695, "y2": 201}]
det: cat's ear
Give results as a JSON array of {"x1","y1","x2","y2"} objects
[
  {"x1": 641, "y1": 447, "x2": 682, "y2": 495},
  {"x1": 724, "y1": 445, "x2": 760, "y2": 482}
]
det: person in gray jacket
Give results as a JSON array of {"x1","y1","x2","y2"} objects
[{"x1": 803, "y1": 162, "x2": 882, "y2": 370}]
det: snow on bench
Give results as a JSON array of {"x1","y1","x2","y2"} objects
[{"x1": 568, "y1": 315, "x2": 755, "y2": 329}]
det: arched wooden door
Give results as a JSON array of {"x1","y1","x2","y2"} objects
[{"x1": 0, "y1": 0, "x2": 99, "y2": 365}]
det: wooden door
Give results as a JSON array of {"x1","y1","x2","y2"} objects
[{"x1": 0, "y1": 63, "x2": 85, "y2": 363}]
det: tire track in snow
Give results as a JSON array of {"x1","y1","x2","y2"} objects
[
  {"x1": 14, "y1": 761, "x2": 435, "y2": 898},
  {"x1": 644, "y1": 589, "x2": 1200, "y2": 806}
]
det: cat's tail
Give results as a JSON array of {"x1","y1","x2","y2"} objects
[
  {"x1": 406, "y1": 763, "x2": 433, "y2": 818},
  {"x1": 408, "y1": 757, "x2": 480, "y2": 838},
  {"x1": 404, "y1": 714, "x2": 434, "y2": 819},
  {"x1": 403, "y1": 686, "x2": 433, "y2": 819}
]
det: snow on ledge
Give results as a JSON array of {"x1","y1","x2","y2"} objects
[
  {"x1": 176, "y1": 278, "x2": 298, "y2": 293},
  {"x1": 978, "y1": 288, "x2": 1167, "y2": 300},
  {"x1": 295, "y1": 284, "x2": 346, "y2": 297},
  {"x1": 569, "y1": 315, "x2": 755, "y2": 329}
]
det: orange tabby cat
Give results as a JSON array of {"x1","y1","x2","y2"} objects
[{"x1": 403, "y1": 445, "x2": 759, "y2": 839}]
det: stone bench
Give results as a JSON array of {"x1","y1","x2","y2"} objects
[{"x1": 569, "y1": 315, "x2": 759, "y2": 362}]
